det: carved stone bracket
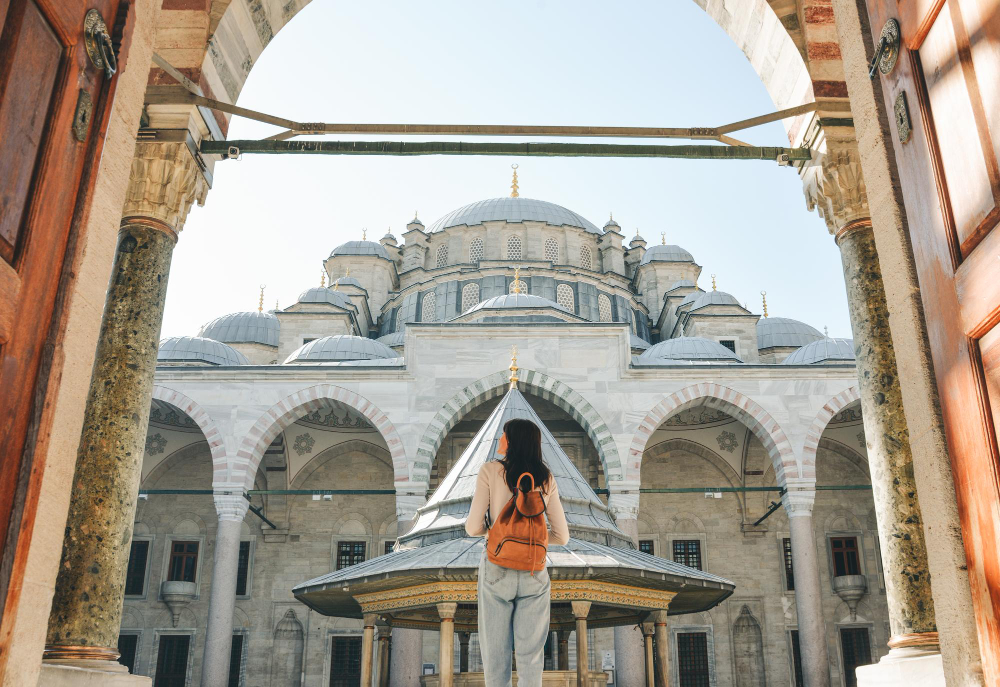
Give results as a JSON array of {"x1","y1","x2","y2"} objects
[
  {"x1": 803, "y1": 140, "x2": 869, "y2": 234},
  {"x1": 123, "y1": 140, "x2": 209, "y2": 233}
]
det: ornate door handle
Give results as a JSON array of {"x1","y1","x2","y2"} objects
[{"x1": 83, "y1": 9, "x2": 117, "y2": 79}]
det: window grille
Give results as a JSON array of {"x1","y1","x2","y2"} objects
[
  {"x1": 556, "y1": 284, "x2": 574, "y2": 311},
  {"x1": 544, "y1": 238, "x2": 559, "y2": 262},
  {"x1": 509, "y1": 279, "x2": 527, "y2": 294},
  {"x1": 783, "y1": 538, "x2": 795, "y2": 590},
  {"x1": 168, "y1": 541, "x2": 199, "y2": 582},
  {"x1": 580, "y1": 246, "x2": 592, "y2": 270},
  {"x1": 639, "y1": 540, "x2": 654, "y2": 555},
  {"x1": 336, "y1": 541, "x2": 366, "y2": 570},
  {"x1": 598, "y1": 294, "x2": 613, "y2": 323},
  {"x1": 154, "y1": 635, "x2": 191, "y2": 685},
  {"x1": 830, "y1": 537, "x2": 861, "y2": 576},
  {"x1": 506, "y1": 236, "x2": 522, "y2": 260},
  {"x1": 469, "y1": 238, "x2": 484, "y2": 263},
  {"x1": 719, "y1": 339, "x2": 736, "y2": 353},
  {"x1": 228, "y1": 634, "x2": 244, "y2": 687},
  {"x1": 676, "y1": 632, "x2": 710, "y2": 687},
  {"x1": 330, "y1": 636, "x2": 363, "y2": 687},
  {"x1": 235, "y1": 541, "x2": 251, "y2": 596},
  {"x1": 462, "y1": 283, "x2": 480, "y2": 312},
  {"x1": 117, "y1": 634, "x2": 139, "y2": 674},
  {"x1": 790, "y1": 631, "x2": 804, "y2": 687},
  {"x1": 839, "y1": 628, "x2": 873, "y2": 687},
  {"x1": 396, "y1": 311, "x2": 405, "y2": 333},
  {"x1": 384, "y1": 540, "x2": 395, "y2": 555},
  {"x1": 421, "y1": 291, "x2": 437, "y2": 322},
  {"x1": 672, "y1": 539, "x2": 702, "y2": 570},
  {"x1": 124, "y1": 540, "x2": 149, "y2": 595},
  {"x1": 436, "y1": 244, "x2": 449, "y2": 267}
]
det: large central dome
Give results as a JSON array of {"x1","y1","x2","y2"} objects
[{"x1": 427, "y1": 197, "x2": 601, "y2": 234}]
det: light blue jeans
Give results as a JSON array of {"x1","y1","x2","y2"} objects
[{"x1": 478, "y1": 553, "x2": 551, "y2": 687}]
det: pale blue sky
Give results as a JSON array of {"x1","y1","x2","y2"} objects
[{"x1": 161, "y1": 0, "x2": 851, "y2": 340}]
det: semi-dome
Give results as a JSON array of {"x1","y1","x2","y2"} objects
[
  {"x1": 630, "y1": 334, "x2": 651, "y2": 351},
  {"x1": 198, "y1": 311, "x2": 279, "y2": 347},
  {"x1": 783, "y1": 337, "x2": 855, "y2": 365},
  {"x1": 331, "y1": 276, "x2": 363, "y2": 289},
  {"x1": 667, "y1": 279, "x2": 696, "y2": 292},
  {"x1": 689, "y1": 290, "x2": 743, "y2": 312},
  {"x1": 296, "y1": 287, "x2": 354, "y2": 310},
  {"x1": 158, "y1": 336, "x2": 249, "y2": 366},
  {"x1": 757, "y1": 317, "x2": 824, "y2": 350},
  {"x1": 427, "y1": 197, "x2": 601, "y2": 234},
  {"x1": 678, "y1": 290, "x2": 705, "y2": 308},
  {"x1": 637, "y1": 336, "x2": 743, "y2": 364},
  {"x1": 460, "y1": 293, "x2": 570, "y2": 316},
  {"x1": 284, "y1": 335, "x2": 398, "y2": 364},
  {"x1": 639, "y1": 243, "x2": 695, "y2": 265},
  {"x1": 330, "y1": 240, "x2": 391, "y2": 260}
]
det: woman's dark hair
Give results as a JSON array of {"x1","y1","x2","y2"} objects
[{"x1": 498, "y1": 419, "x2": 552, "y2": 494}]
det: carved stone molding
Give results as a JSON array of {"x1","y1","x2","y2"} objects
[
  {"x1": 123, "y1": 141, "x2": 209, "y2": 233},
  {"x1": 803, "y1": 141, "x2": 869, "y2": 234},
  {"x1": 781, "y1": 488, "x2": 817, "y2": 517},
  {"x1": 213, "y1": 486, "x2": 250, "y2": 522}
]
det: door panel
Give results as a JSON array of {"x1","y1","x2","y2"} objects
[{"x1": 864, "y1": 0, "x2": 1000, "y2": 680}]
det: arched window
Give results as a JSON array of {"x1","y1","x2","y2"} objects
[
  {"x1": 580, "y1": 245, "x2": 593, "y2": 270},
  {"x1": 461, "y1": 283, "x2": 480, "y2": 312},
  {"x1": 544, "y1": 238, "x2": 559, "y2": 263},
  {"x1": 421, "y1": 291, "x2": 437, "y2": 322},
  {"x1": 469, "y1": 237, "x2": 484, "y2": 263},
  {"x1": 556, "y1": 284, "x2": 574, "y2": 311},
  {"x1": 506, "y1": 236, "x2": 522, "y2": 261},
  {"x1": 436, "y1": 244, "x2": 448, "y2": 268},
  {"x1": 508, "y1": 279, "x2": 527, "y2": 294},
  {"x1": 598, "y1": 294, "x2": 613, "y2": 322}
]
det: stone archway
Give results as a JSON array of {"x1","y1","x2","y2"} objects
[
  {"x1": 233, "y1": 384, "x2": 408, "y2": 491},
  {"x1": 802, "y1": 386, "x2": 861, "y2": 481},
  {"x1": 151, "y1": 385, "x2": 228, "y2": 483},
  {"x1": 415, "y1": 369, "x2": 623, "y2": 485},
  {"x1": 627, "y1": 383, "x2": 798, "y2": 486}
]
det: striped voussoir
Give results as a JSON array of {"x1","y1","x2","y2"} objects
[
  {"x1": 415, "y1": 369, "x2": 623, "y2": 483},
  {"x1": 801, "y1": 386, "x2": 861, "y2": 481},
  {"x1": 152, "y1": 385, "x2": 228, "y2": 484},
  {"x1": 234, "y1": 384, "x2": 409, "y2": 491},
  {"x1": 627, "y1": 383, "x2": 797, "y2": 486}
]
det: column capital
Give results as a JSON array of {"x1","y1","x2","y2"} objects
[
  {"x1": 395, "y1": 490, "x2": 427, "y2": 526},
  {"x1": 781, "y1": 488, "x2": 817, "y2": 518},
  {"x1": 436, "y1": 602, "x2": 458, "y2": 620},
  {"x1": 363, "y1": 613, "x2": 378, "y2": 628},
  {"x1": 641, "y1": 621, "x2": 655, "y2": 637},
  {"x1": 803, "y1": 139, "x2": 869, "y2": 235},
  {"x1": 213, "y1": 488, "x2": 249, "y2": 522},
  {"x1": 607, "y1": 491, "x2": 640, "y2": 520},
  {"x1": 571, "y1": 600, "x2": 592, "y2": 619},
  {"x1": 123, "y1": 140, "x2": 209, "y2": 234}
]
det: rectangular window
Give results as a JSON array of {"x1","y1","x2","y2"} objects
[
  {"x1": 719, "y1": 339, "x2": 736, "y2": 353},
  {"x1": 337, "y1": 541, "x2": 366, "y2": 570},
  {"x1": 385, "y1": 540, "x2": 395, "y2": 555},
  {"x1": 676, "y1": 632, "x2": 710, "y2": 687},
  {"x1": 840, "y1": 628, "x2": 873, "y2": 687},
  {"x1": 168, "y1": 541, "x2": 199, "y2": 582},
  {"x1": 790, "y1": 630, "x2": 804, "y2": 687},
  {"x1": 673, "y1": 540, "x2": 702, "y2": 570},
  {"x1": 228, "y1": 634, "x2": 244, "y2": 687},
  {"x1": 783, "y1": 538, "x2": 795, "y2": 591},
  {"x1": 124, "y1": 540, "x2": 149, "y2": 596},
  {"x1": 235, "y1": 541, "x2": 251, "y2": 596},
  {"x1": 639, "y1": 540, "x2": 654, "y2": 555},
  {"x1": 154, "y1": 635, "x2": 191, "y2": 687},
  {"x1": 117, "y1": 634, "x2": 139, "y2": 675},
  {"x1": 330, "y1": 636, "x2": 362, "y2": 687},
  {"x1": 831, "y1": 537, "x2": 861, "y2": 577}
]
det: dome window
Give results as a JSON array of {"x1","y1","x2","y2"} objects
[
  {"x1": 544, "y1": 238, "x2": 559, "y2": 263},
  {"x1": 556, "y1": 284, "x2": 575, "y2": 312},
  {"x1": 598, "y1": 294, "x2": 613, "y2": 322},
  {"x1": 469, "y1": 237, "x2": 484, "y2": 264},
  {"x1": 461, "y1": 283, "x2": 480, "y2": 312},
  {"x1": 436, "y1": 244, "x2": 449, "y2": 268},
  {"x1": 421, "y1": 291, "x2": 437, "y2": 322},
  {"x1": 506, "y1": 236, "x2": 522, "y2": 261},
  {"x1": 580, "y1": 246, "x2": 593, "y2": 270},
  {"x1": 395, "y1": 311, "x2": 405, "y2": 333}
]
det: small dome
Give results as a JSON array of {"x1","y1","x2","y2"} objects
[
  {"x1": 296, "y1": 287, "x2": 354, "y2": 310},
  {"x1": 689, "y1": 290, "x2": 743, "y2": 312},
  {"x1": 198, "y1": 311, "x2": 279, "y2": 347},
  {"x1": 330, "y1": 240, "x2": 391, "y2": 260},
  {"x1": 630, "y1": 334, "x2": 651, "y2": 351},
  {"x1": 461, "y1": 293, "x2": 569, "y2": 316},
  {"x1": 639, "y1": 244, "x2": 695, "y2": 265},
  {"x1": 284, "y1": 335, "x2": 398, "y2": 364},
  {"x1": 408, "y1": 214, "x2": 424, "y2": 227},
  {"x1": 158, "y1": 336, "x2": 249, "y2": 366},
  {"x1": 331, "y1": 276, "x2": 364, "y2": 289},
  {"x1": 637, "y1": 336, "x2": 743, "y2": 364},
  {"x1": 667, "y1": 279, "x2": 696, "y2": 292},
  {"x1": 381, "y1": 231, "x2": 397, "y2": 243},
  {"x1": 376, "y1": 331, "x2": 405, "y2": 349},
  {"x1": 783, "y1": 338, "x2": 855, "y2": 365},
  {"x1": 428, "y1": 197, "x2": 600, "y2": 234},
  {"x1": 604, "y1": 216, "x2": 621, "y2": 231},
  {"x1": 757, "y1": 317, "x2": 824, "y2": 350},
  {"x1": 678, "y1": 290, "x2": 705, "y2": 308}
]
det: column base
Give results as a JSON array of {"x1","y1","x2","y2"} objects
[
  {"x1": 856, "y1": 647, "x2": 945, "y2": 686},
  {"x1": 38, "y1": 662, "x2": 151, "y2": 686}
]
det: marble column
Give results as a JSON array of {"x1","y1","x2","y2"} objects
[
  {"x1": 44, "y1": 142, "x2": 206, "y2": 668},
  {"x1": 614, "y1": 623, "x2": 646, "y2": 687},
  {"x1": 641, "y1": 623, "x2": 655, "y2": 687},
  {"x1": 651, "y1": 611, "x2": 669, "y2": 687},
  {"x1": 572, "y1": 601, "x2": 591, "y2": 687},
  {"x1": 361, "y1": 614, "x2": 378, "y2": 687},
  {"x1": 378, "y1": 626, "x2": 391, "y2": 687},
  {"x1": 458, "y1": 632, "x2": 470, "y2": 673},
  {"x1": 783, "y1": 488, "x2": 830, "y2": 687},
  {"x1": 200, "y1": 491, "x2": 250, "y2": 686},
  {"x1": 558, "y1": 630, "x2": 570, "y2": 671},
  {"x1": 391, "y1": 510, "x2": 425, "y2": 687},
  {"x1": 438, "y1": 603, "x2": 457, "y2": 687}
]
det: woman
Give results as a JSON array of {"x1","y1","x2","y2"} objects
[{"x1": 466, "y1": 418, "x2": 570, "y2": 687}]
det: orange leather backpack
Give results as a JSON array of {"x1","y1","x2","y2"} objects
[{"x1": 486, "y1": 471, "x2": 549, "y2": 573}]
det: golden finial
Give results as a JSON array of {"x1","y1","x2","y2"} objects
[
  {"x1": 510, "y1": 164, "x2": 519, "y2": 198},
  {"x1": 509, "y1": 344, "x2": 519, "y2": 389},
  {"x1": 258, "y1": 284, "x2": 266, "y2": 313},
  {"x1": 362, "y1": 228, "x2": 367, "y2": 240},
  {"x1": 275, "y1": 299, "x2": 279, "y2": 310},
  {"x1": 761, "y1": 290, "x2": 768, "y2": 317},
  {"x1": 635, "y1": 227, "x2": 640, "y2": 237},
  {"x1": 320, "y1": 270, "x2": 326, "y2": 288},
  {"x1": 346, "y1": 267, "x2": 351, "y2": 278},
  {"x1": 512, "y1": 266, "x2": 522, "y2": 293},
  {"x1": 824, "y1": 325, "x2": 829, "y2": 337},
  {"x1": 661, "y1": 231, "x2": 666, "y2": 245},
  {"x1": 711, "y1": 274, "x2": 717, "y2": 291}
]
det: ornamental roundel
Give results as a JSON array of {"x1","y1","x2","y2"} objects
[
  {"x1": 716, "y1": 430, "x2": 738, "y2": 453},
  {"x1": 293, "y1": 432, "x2": 315, "y2": 456},
  {"x1": 145, "y1": 433, "x2": 168, "y2": 456}
]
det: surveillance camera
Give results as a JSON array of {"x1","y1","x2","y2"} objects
[
  {"x1": 227, "y1": 145, "x2": 240, "y2": 159},
  {"x1": 776, "y1": 153, "x2": 791, "y2": 166}
]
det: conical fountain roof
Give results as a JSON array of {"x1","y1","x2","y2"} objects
[{"x1": 399, "y1": 386, "x2": 632, "y2": 549}]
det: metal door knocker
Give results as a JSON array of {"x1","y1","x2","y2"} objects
[
  {"x1": 84, "y1": 9, "x2": 117, "y2": 79},
  {"x1": 868, "y1": 17, "x2": 900, "y2": 79}
]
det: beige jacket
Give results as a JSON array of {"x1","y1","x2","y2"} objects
[{"x1": 465, "y1": 461, "x2": 571, "y2": 546}]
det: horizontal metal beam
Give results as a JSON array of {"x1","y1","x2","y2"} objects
[
  {"x1": 204, "y1": 139, "x2": 812, "y2": 161},
  {"x1": 138, "y1": 485, "x2": 872, "y2": 496}
]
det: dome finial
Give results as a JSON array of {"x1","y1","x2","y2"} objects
[
  {"x1": 362, "y1": 228, "x2": 367, "y2": 240},
  {"x1": 510, "y1": 164, "x2": 519, "y2": 198},
  {"x1": 320, "y1": 269, "x2": 325, "y2": 288},
  {"x1": 509, "y1": 344, "x2": 519, "y2": 389},
  {"x1": 258, "y1": 284, "x2": 266, "y2": 313},
  {"x1": 711, "y1": 274, "x2": 717, "y2": 291},
  {"x1": 512, "y1": 266, "x2": 522, "y2": 293},
  {"x1": 661, "y1": 231, "x2": 666, "y2": 245},
  {"x1": 824, "y1": 325, "x2": 829, "y2": 337},
  {"x1": 760, "y1": 290, "x2": 768, "y2": 317}
]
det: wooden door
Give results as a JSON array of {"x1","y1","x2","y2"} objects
[
  {"x1": 864, "y1": 0, "x2": 1000, "y2": 679},
  {"x1": 0, "y1": 0, "x2": 131, "y2": 638}
]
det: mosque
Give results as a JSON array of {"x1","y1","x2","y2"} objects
[{"x1": 128, "y1": 180, "x2": 887, "y2": 687}]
